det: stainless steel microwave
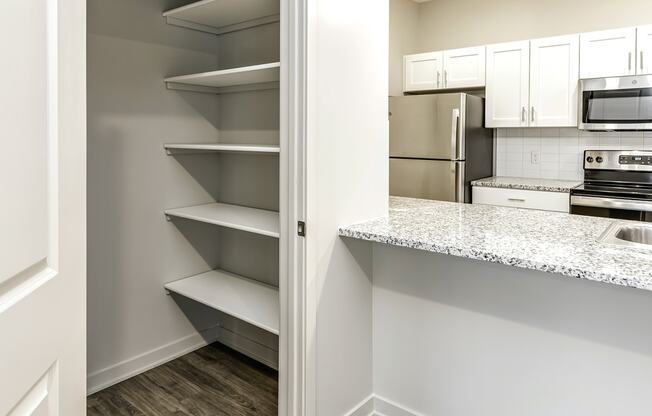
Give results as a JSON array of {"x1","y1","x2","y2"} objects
[{"x1": 579, "y1": 75, "x2": 652, "y2": 131}]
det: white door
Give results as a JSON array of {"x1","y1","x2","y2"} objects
[
  {"x1": 486, "y1": 41, "x2": 530, "y2": 128},
  {"x1": 403, "y1": 51, "x2": 444, "y2": 92},
  {"x1": 529, "y1": 34, "x2": 580, "y2": 127},
  {"x1": 580, "y1": 27, "x2": 636, "y2": 79},
  {"x1": 637, "y1": 25, "x2": 652, "y2": 75},
  {"x1": 0, "y1": 1, "x2": 86, "y2": 415},
  {"x1": 443, "y1": 46, "x2": 486, "y2": 89}
]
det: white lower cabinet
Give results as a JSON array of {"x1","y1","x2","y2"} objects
[{"x1": 472, "y1": 187, "x2": 570, "y2": 213}]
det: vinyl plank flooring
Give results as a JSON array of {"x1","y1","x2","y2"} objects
[{"x1": 87, "y1": 343, "x2": 278, "y2": 416}]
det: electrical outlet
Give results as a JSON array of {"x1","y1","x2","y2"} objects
[{"x1": 530, "y1": 151, "x2": 540, "y2": 165}]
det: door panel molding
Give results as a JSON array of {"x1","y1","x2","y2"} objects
[
  {"x1": 0, "y1": 260, "x2": 56, "y2": 315},
  {"x1": 8, "y1": 362, "x2": 59, "y2": 416}
]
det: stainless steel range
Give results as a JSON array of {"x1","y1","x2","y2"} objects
[{"x1": 570, "y1": 150, "x2": 652, "y2": 222}]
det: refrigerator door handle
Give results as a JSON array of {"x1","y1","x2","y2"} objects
[
  {"x1": 454, "y1": 163, "x2": 465, "y2": 202},
  {"x1": 451, "y1": 108, "x2": 460, "y2": 160}
]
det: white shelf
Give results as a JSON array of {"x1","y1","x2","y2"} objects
[
  {"x1": 166, "y1": 270, "x2": 279, "y2": 335},
  {"x1": 165, "y1": 62, "x2": 280, "y2": 94},
  {"x1": 163, "y1": 0, "x2": 280, "y2": 36},
  {"x1": 165, "y1": 202, "x2": 279, "y2": 238},
  {"x1": 164, "y1": 143, "x2": 280, "y2": 155}
]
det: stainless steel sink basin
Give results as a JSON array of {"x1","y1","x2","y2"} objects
[{"x1": 600, "y1": 222, "x2": 652, "y2": 249}]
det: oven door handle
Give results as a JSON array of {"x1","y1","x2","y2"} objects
[{"x1": 571, "y1": 195, "x2": 652, "y2": 211}]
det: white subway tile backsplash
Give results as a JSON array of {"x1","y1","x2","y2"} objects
[{"x1": 495, "y1": 128, "x2": 652, "y2": 181}]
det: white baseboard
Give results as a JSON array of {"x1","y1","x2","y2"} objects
[
  {"x1": 87, "y1": 326, "x2": 278, "y2": 395},
  {"x1": 341, "y1": 394, "x2": 423, "y2": 416},
  {"x1": 373, "y1": 395, "x2": 423, "y2": 416},
  {"x1": 87, "y1": 332, "x2": 213, "y2": 395},
  {"x1": 344, "y1": 394, "x2": 375, "y2": 416}
]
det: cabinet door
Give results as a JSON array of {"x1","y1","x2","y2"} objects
[
  {"x1": 637, "y1": 25, "x2": 652, "y2": 75},
  {"x1": 580, "y1": 27, "x2": 636, "y2": 78},
  {"x1": 403, "y1": 51, "x2": 443, "y2": 92},
  {"x1": 530, "y1": 34, "x2": 579, "y2": 127},
  {"x1": 485, "y1": 41, "x2": 530, "y2": 128},
  {"x1": 443, "y1": 46, "x2": 486, "y2": 89}
]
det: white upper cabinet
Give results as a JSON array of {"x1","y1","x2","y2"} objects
[
  {"x1": 580, "y1": 27, "x2": 636, "y2": 78},
  {"x1": 637, "y1": 25, "x2": 652, "y2": 75},
  {"x1": 404, "y1": 52, "x2": 443, "y2": 92},
  {"x1": 485, "y1": 41, "x2": 530, "y2": 128},
  {"x1": 404, "y1": 47, "x2": 485, "y2": 92},
  {"x1": 529, "y1": 34, "x2": 580, "y2": 127},
  {"x1": 442, "y1": 46, "x2": 486, "y2": 89}
]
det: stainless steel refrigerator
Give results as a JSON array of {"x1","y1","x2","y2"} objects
[{"x1": 389, "y1": 93, "x2": 493, "y2": 202}]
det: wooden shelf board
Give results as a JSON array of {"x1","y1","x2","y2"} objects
[
  {"x1": 166, "y1": 270, "x2": 279, "y2": 335},
  {"x1": 163, "y1": 0, "x2": 280, "y2": 35},
  {"x1": 165, "y1": 202, "x2": 279, "y2": 238},
  {"x1": 165, "y1": 143, "x2": 280, "y2": 155},
  {"x1": 165, "y1": 62, "x2": 280, "y2": 92}
]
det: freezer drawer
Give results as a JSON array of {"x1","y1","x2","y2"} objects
[
  {"x1": 390, "y1": 158, "x2": 465, "y2": 202},
  {"x1": 389, "y1": 94, "x2": 465, "y2": 160}
]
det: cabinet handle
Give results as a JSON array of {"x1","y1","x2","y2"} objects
[
  {"x1": 508, "y1": 198, "x2": 526, "y2": 202},
  {"x1": 641, "y1": 51, "x2": 645, "y2": 71},
  {"x1": 444, "y1": 70, "x2": 448, "y2": 87},
  {"x1": 629, "y1": 52, "x2": 632, "y2": 71},
  {"x1": 531, "y1": 106, "x2": 535, "y2": 123},
  {"x1": 521, "y1": 106, "x2": 527, "y2": 123},
  {"x1": 437, "y1": 71, "x2": 441, "y2": 88}
]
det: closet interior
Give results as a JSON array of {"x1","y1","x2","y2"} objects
[{"x1": 87, "y1": 0, "x2": 283, "y2": 403}]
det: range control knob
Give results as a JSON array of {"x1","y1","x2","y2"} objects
[
  {"x1": 586, "y1": 156, "x2": 594, "y2": 163},
  {"x1": 596, "y1": 156, "x2": 604, "y2": 163}
]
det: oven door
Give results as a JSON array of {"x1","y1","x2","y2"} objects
[
  {"x1": 570, "y1": 195, "x2": 652, "y2": 222},
  {"x1": 579, "y1": 75, "x2": 652, "y2": 131}
]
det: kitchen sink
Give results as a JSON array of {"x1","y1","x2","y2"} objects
[{"x1": 600, "y1": 222, "x2": 652, "y2": 249}]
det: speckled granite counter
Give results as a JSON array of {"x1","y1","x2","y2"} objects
[
  {"x1": 339, "y1": 197, "x2": 652, "y2": 291},
  {"x1": 471, "y1": 176, "x2": 582, "y2": 193}
]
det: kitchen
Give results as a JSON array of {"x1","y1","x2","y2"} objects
[{"x1": 336, "y1": 0, "x2": 652, "y2": 415}]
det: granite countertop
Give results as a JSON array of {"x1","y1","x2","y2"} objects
[
  {"x1": 471, "y1": 176, "x2": 582, "y2": 193},
  {"x1": 339, "y1": 197, "x2": 652, "y2": 291}
]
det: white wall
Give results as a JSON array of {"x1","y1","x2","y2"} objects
[
  {"x1": 87, "y1": 0, "x2": 222, "y2": 390},
  {"x1": 373, "y1": 244, "x2": 652, "y2": 416},
  {"x1": 416, "y1": 0, "x2": 652, "y2": 52},
  {"x1": 389, "y1": 0, "x2": 419, "y2": 96},
  {"x1": 496, "y1": 129, "x2": 652, "y2": 181},
  {"x1": 305, "y1": 0, "x2": 389, "y2": 414}
]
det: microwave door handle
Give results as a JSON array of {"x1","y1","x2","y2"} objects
[{"x1": 451, "y1": 108, "x2": 460, "y2": 160}]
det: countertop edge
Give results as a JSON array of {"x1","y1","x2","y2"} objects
[
  {"x1": 471, "y1": 177, "x2": 582, "y2": 193},
  {"x1": 338, "y1": 227, "x2": 652, "y2": 292}
]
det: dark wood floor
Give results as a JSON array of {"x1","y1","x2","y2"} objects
[{"x1": 87, "y1": 343, "x2": 278, "y2": 416}]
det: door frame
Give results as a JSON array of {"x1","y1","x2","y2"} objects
[{"x1": 279, "y1": 0, "x2": 309, "y2": 414}]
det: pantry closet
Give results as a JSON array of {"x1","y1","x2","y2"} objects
[{"x1": 87, "y1": 0, "x2": 286, "y2": 410}]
